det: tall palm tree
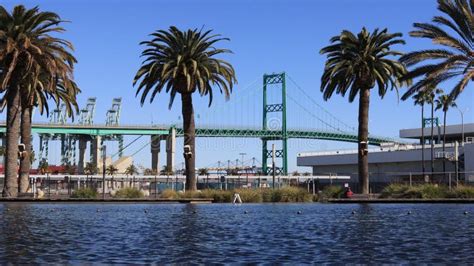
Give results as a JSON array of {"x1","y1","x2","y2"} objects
[
  {"x1": 17, "y1": 77, "x2": 79, "y2": 193},
  {"x1": 134, "y1": 26, "x2": 237, "y2": 191},
  {"x1": 412, "y1": 90, "x2": 429, "y2": 178},
  {"x1": 320, "y1": 28, "x2": 407, "y2": 194},
  {"x1": 400, "y1": 0, "x2": 474, "y2": 101},
  {"x1": 0, "y1": 5, "x2": 77, "y2": 197},
  {"x1": 422, "y1": 87, "x2": 443, "y2": 178},
  {"x1": 435, "y1": 93, "x2": 457, "y2": 176}
]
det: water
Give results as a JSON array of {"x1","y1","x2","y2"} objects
[{"x1": 0, "y1": 203, "x2": 472, "y2": 264}]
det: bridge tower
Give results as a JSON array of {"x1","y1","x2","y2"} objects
[{"x1": 262, "y1": 72, "x2": 288, "y2": 175}]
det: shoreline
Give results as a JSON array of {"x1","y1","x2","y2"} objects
[
  {"x1": 0, "y1": 198, "x2": 213, "y2": 204},
  {"x1": 328, "y1": 198, "x2": 474, "y2": 203},
  {"x1": 0, "y1": 198, "x2": 473, "y2": 204}
]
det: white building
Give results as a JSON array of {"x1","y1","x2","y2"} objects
[{"x1": 297, "y1": 123, "x2": 474, "y2": 192}]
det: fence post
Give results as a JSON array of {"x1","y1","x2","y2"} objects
[
  {"x1": 409, "y1": 172, "x2": 412, "y2": 187},
  {"x1": 449, "y1": 173, "x2": 452, "y2": 191}
]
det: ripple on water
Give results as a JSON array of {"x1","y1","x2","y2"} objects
[{"x1": 0, "y1": 203, "x2": 472, "y2": 263}]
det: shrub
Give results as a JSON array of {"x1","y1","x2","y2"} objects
[
  {"x1": 156, "y1": 188, "x2": 313, "y2": 203},
  {"x1": 199, "y1": 189, "x2": 232, "y2": 202},
  {"x1": 234, "y1": 189, "x2": 263, "y2": 203},
  {"x1": 380, "y1": 184, "x2": 452, "y2": 199},
  {"x1": 71, "y1": 187, "x2": 98, "y2": 199},
  {"x1": 380, "y1": 184, "x2": 411, "y2": 198},
  {"x1": 416, "y1": 184, "x2": 448, "y2": 199},
  {"x1": 274, "y1": 187, "x2": 312, "y2": 202},
  {"x1": 114, "y1": 187, "x2": 144, "y2": 198},
  {"x1": 448, "y1": 186, "x2": 474, "y2": 198},
  {"x1": 160, "y1": 189, "x2": 178, "y2": 199},
  {"x1": 320, "y1": 185, "x2": 344, "y2": 199}
]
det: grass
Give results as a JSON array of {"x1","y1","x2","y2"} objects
[
  {"x1": 380, "y1": 184, "x2": 474, "y2": 199},
  {"x1": 114, "y1": 187, "x2": 144, "y2": 199},
  {"x1": 158, "y1": 187, "x2": 313, "y2": 203},
  {"x1": 71, "y1": 187, "x2": 98, "y2": 199},
  {"x1": 319, "y1": 185, "x2": 345, "y2": 200}
]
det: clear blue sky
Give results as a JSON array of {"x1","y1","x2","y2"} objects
[{"x1": 2, "y1": 0, "x2": 474, "y2": 172}]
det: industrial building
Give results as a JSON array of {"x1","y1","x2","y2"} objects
[{"x1": 297, "y1": 123, "x2": 474, "y2": 192}]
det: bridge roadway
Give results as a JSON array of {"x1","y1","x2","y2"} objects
[{"x1": 0, "y1": 122, "x2": 393, "y2": 145}]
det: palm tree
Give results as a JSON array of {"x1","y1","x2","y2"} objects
[
  {"x1": 106, "y1": 165, "x2": 119, "y2": 189},
  {"x1": 435, "y1": 93, "x2": 457, "y2": 176},
  {"x1": 0, "y1": 6, "x2": 77, "y2": 197},
  {"x1": 320, "y1": 28, "x2": 407, "y2": 194},
  {"x1": 198, "y1": 168, "x2": 209, "y2": 176},
  {"x1": 38, "y1": 159, "x2": 49, "y2": 175},
  {"x1": 106, "y1": 165, "x2": 118, "y2": 176},
  {"x1": 84, "y1": 162, "x2": 98, "y2": 176},
  {"x1": 125, "y1": 164, "x2": 138, "y2": 176},
  {"x1": 160, "y1": 166, "x2": 173, "y2": 176},
  {"x1": 125, "y1": 164, "x2": 138, "y2": 187},
  {"x1": 412, "y1": 90, "x2": 429, "y2": 178},
  {"x1": 399, "y1": 0, "x2": 474, "y2": 101},
  {"x1": 18, "y1": 77, "x2": 79, "y2": 193},
  {"x1": 143, "y1": 168, "x2": 157, "y2": 176},
  {"x1": 134, "y1": 26, "x2": 237, "y2": 191},
  {"x1": 421, "y1": 87, "x2": 443, "y2": 178},
  {"x1": 84, "y1": 162, "x2": 97, "y2": 187}
]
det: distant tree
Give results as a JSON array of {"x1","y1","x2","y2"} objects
[
  {"x1": 303, "y1": 172, "x2": 311, "y2": 176},
  {"x1": 106, "y1": 165, "x2": 119, "y2": 189},
  {"x1": 84, "y1": 162, "x2": 98, "y2": 176},
  {"x1": 423, "y1": 87, "x2": 444, "y2": 177},
  {"x1": 227, "y1": 168, "x2": 239, "y2": 176},
  {"x1": 125, "y1": 164, "x2": 139, "y2": 176},
  {"x1": 292, "y1": 171, "x2": 301, "y2": 176},
  {"x1": 143, "y1": 168, "x2": 157, "y2": 176},
  {"x1": 198, "y1": 168, "x2": 209, "y2": 176},
  {"x1": 412, "y1": 90, "x2": 431, "y2": 177},
  {"x1": 435, "y1": 93, "x2": 457, "y2": 176},
  {"x1": 160, "y1": 166, "x2": 174, "y2": 176},
  {"x1": 106, "y1": 165, "x2": 119, "y2": 176},
  {"x1": 38, "y1": 159, "x2": 49, "y2": 175}
]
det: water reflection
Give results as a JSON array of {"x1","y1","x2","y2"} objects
[{"x1": 0, "y1": 203, "x2": 472, "y2": 263}]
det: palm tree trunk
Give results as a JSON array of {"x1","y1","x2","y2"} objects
[
  {"x1": 181, "y1": 93, "x2": 196, "y2": 191},
  {"x1": 442, "y1": 111, "x2": 447, "y2": 179},
  {"x1": 358, "y1": 88, "x2": 370, "y2": 194},
  {"x1": 19, "y1": 106, "x2": 32, "y2": 193},
  {"x1": 3, "y1": 89, "x2": 21, "y2": 198},
  {"x1": 430, "y1": 103, "x2": 435, "y2": 181},
  {"x1": 421, "y1": 104, "x2": 425, "y2": 179}
]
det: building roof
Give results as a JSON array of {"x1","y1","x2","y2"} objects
[{"x1": 399, "y1": 123, "x2": 474, "y2": 141}]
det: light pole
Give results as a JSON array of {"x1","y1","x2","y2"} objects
[
  {"x1": 102, "y1": 145, "x2": 106, "y2": 200},
  {"x1": 272, "y1": 144, "x2": 276, "y2": 190},
  {"x1": 455, "y1": 106, "x2": 469, "y2": 145}
]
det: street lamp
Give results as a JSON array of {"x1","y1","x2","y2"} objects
[
  {"x1": 102, "y1": 145, "x2": 106, "y2": 200},
  {"x1": 455, "y1": 106, "x2": 469, "y2": 145}
]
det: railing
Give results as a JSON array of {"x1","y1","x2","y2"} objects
[{"x1": 298, "y1": 142, "x2": 461, "y2": 157}]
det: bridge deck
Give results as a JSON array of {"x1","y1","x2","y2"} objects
[{"x1": 0, "y1": 122, "x2": 394, "y2": 145}]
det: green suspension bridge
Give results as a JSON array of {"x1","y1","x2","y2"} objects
[{"x1": 0, "y1": 72, "x2": 398, "y2": 175}]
